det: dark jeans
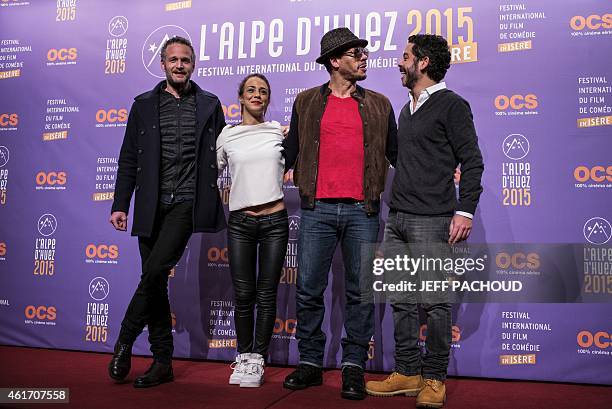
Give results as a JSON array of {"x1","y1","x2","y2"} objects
[
  {"x1": 296, "y1": 200, "x2": 379, "y2": 369},
  {"x1": 384, "y1": 211, "x2": 452, "y2": 381},
  {"x1": 118, "y1": 200, "x2": 193, "y2": 364},
  {"x1": 227, "y1": 209, "x2": 288, "y2": 357}
]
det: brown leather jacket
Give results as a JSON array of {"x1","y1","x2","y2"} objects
[{"x1": 283, "y1": 82, "x2": 398, "y2": 214}]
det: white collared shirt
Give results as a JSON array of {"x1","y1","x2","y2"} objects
[
  {"x1": 409, "y1": 81, "x2": 473, "y2": 220},
  {"x1": 409, "y1": 81, "x2": 447, "y2": 114}
]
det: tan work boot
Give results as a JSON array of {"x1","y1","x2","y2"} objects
[
  {"x1": 365, "y1": 372, "x2": 423, "y2": 397},
  {"x1": 416, "y1": 378, "x2": 446, "y2": 408}
]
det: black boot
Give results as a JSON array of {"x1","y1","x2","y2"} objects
[
  {"x1": 283, "y1": 364, "x2": 323, "y2": 390},
  {"x1": 341, "y1": 366, "x2": 366, "y2": 400},
  {"x1": 108, "y1": 342, "x2": 132, "y2": 382},
  {"x1": 133, "y1": 361, "x2": 174, "y2": 388}
]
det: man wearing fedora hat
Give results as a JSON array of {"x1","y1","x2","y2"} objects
[{"x1": 282, "y1": 27, "x2": 398, "y2": 400}]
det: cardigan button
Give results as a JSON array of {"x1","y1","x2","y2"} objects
[
  {"x1": 135, "y1": 185, "x2": 140, "y2": 191},
  {"x1": 140, "y1": 130, "x2": 145, "y2": 135},
  {"x1": 136, "y1": 167, "x2": 141, "y2": 173},
  {"x1": 209, "y1": 145, "x2": 215, "y2": 151},
  {"x1": 137, "y1": 149, "x2": 143, "y2": 154},
  {"x1": 210, "y1": 183, "x2": 217, "y2": 189},
  {"x1": 208, "y1": 128, "x2": 213, "y2": 133},
  {"x1": 209, "y1": 163, "x2": 216, "y2": 169}
]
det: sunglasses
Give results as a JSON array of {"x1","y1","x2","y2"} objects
[{"x1": 342, "y1": 47, "x2": 369, "y2": 59}]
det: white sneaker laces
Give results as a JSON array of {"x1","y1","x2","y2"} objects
[{"x1": 244, "y1": 357, "x2": 264, "y2": 376}]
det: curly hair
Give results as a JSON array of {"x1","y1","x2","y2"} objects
[
  {"x1": 408, "y1": 34, "x2": 451, "y2": 82},
  {"x1": 160, "y1": 36, "x2": 195, "y2": 62}
]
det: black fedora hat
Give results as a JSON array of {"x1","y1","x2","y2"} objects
[{"x1": 316, "y1": 27, "x2": 368, "y2": 64}]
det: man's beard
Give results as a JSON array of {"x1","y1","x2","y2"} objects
[
  {"x1": 403, "y1": 61, "x2": 419, "y2": 89},
  {"x1": 166, "y1": 70, "x2": 190, "y2": 90}
]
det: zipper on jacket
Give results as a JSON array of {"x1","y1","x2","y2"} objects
[{"x1": 173, "y1": 99, "x2": 182, "y2": 200}]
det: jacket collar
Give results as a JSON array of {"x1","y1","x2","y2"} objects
[
  {"x1": 319, "y1": 81, "x2": 366, "y2": 100},
  {"x1": 136, "y1": 80, "x2": 203, "y2": 101},
  {"x1": 134, "y1": 80, "x2": 216, "y2": 139}
]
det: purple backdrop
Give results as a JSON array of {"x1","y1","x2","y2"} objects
[{"x1": 0, "y1": 0, "x2": 610, "y2": 385}]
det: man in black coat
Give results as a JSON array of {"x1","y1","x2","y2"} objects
[{"x1": 107, "y1": 36, "x2": 226, "y2": 388}]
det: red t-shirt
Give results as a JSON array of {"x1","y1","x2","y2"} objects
[{"x1": 315, "y1": 94, "x2": 364, "y2": 200}]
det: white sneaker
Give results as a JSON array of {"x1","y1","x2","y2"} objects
[
  {"x1": 229, "y1": 353, "x2": 250, "y2": 385},
  {"x1": 240, "y1": 353, "x2": 265, "y2": 388}
]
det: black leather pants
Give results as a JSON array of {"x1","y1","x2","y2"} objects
[{"x1": 227, "y1": 209, "x2": 289, "y2": 357}]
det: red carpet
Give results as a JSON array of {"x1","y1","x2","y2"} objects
[{"x1": 0, "y1": 346, "x2": 610, "y2": 409}]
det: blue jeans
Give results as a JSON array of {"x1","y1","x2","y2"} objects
[
  {"x1": 384, "y1": 211, "x2": 452, "y2": 381},
  {"x1": 296, "y1": 200, "x2": 379, "y2": 369}
]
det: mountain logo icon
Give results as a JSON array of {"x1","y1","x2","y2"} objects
[
  {"x1": 502, "y1": 134, "x2": 530, "y2": 160},
  {"x1": 89, "y1": 277, "x2": 110, "y2": 301},
  {"x1": 288, "y1": 215, "x2": 300, "y2": 242},
  {"x1": 37, "y1": 213, "x2": 58, "y2": 237},
  {"x1": 583, "y1": 217, "x2": 611, "y2": 245},
  {"x1": 109, "y1": 16, "x2": 129, "y2": 37}
]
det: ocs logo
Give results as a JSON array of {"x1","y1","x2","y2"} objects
[
  {"x1": 502, "y1": 134, "x2": 530, "y2": 161},
  {"x1": 494, "y1": 94, "x2": 538, "y2": 110},
  {"x1": 274, "y1": 318, "x2": 297, "y2": 335},
  {"x1": 0, "y1": 113, "x2": 18, "y2": 127},
  {"x1": 577, "y1": 331, "x2": 611, "y2": 349},
  {"x1": 583, "y1": 217, "x2": 612, "y2": 245},
  {"x1": 0, "y1": 146, "x2": 9, "y2": 168},
  {"x1": 85, "y1": 244, "x2": 119, "y2": 260},
  {"x1": 37, "y1": 213, "x2": 58, "y2": 237},
  {"x1": 288, "y1": 215, "x2": 300, "y2": 241},
  {"x1": 95, "y1": 108, "x2": 128, "y2": 123},
  {"x1": 570, "y1": 14, "x2": 612, "y2": 30},
  {"x1": 208, "y1": 247, "x2": 228, "y2": 262},
  {"x1": 108, "y1": 16, "x2": 129, "y2": 37},
  {"x1": 222, "y1": 104, "x2": 241, "y2": 120},
  {"x1": 496, "y1": 252, "x2": 540, "y2": 269},
  {"x1": 36, "y1": 171, "x2": 67, "y2": 186},
  {"x1": 420, "y1": 324, "x2": 461, "y2": 343},
  {"x1": 89, "y1": 277, "x2": 110, "y2": 301},
  {"x1": 142, "y1": 25, "x2": 192, "y2": 78},
  {"x1": 25, "y1": 305, "x2": 56, "y2": 321},
  {"x1": 47, "y1": 48, "x2": 78, "y2": 62},
  {"x1": 574, "y1": 166, "x2": 612, "y2": 183}
]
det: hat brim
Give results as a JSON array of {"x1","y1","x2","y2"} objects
[{"x1": 316, "y1": 38, "x2": 369, "y2": 64}]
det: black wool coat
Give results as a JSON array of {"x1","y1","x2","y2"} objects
[{"x1": 111, "y1": 80, "x2": 227, "y2": 237}]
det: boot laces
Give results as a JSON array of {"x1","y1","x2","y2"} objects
[{"x1": 424, "y1": 378, "x2": 441, "y2": 392}]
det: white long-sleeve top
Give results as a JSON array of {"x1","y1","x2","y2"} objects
[{"x1": 216, "y1": 121, "x2": 285, "y2": 211}]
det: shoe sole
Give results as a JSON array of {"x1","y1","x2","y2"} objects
[
  {"x1": 109, "y1": 372, "x2": 129, "y2": 382},
  {"x1": 366, "y1": 387, "x2": 422, "y2": 397},
  {"x1": 283, "y1": 379, "x2": 323, "y2": 390},
  {"x1": 133, "y1": 376, "x2": 174, "y2": 388},
  {"x1": 108, "y1": 367, "x2": 130, "y2": 382},
  {"x1": 341, "y1": 391, "x2": 366, "y2": 400},
  {"x1": 229, "y1": 376, "x2": 242, "y2": 385},
  {"x1": 416, "y1": 400, "x2": 445, "y2": 408},
  {"x1": 240, "y1": 380, "x2": 264, "y2": 388}
]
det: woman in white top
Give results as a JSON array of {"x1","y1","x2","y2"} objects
[{"x1": 216, "y1": 74, "x2": 288, "y2": 388}]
